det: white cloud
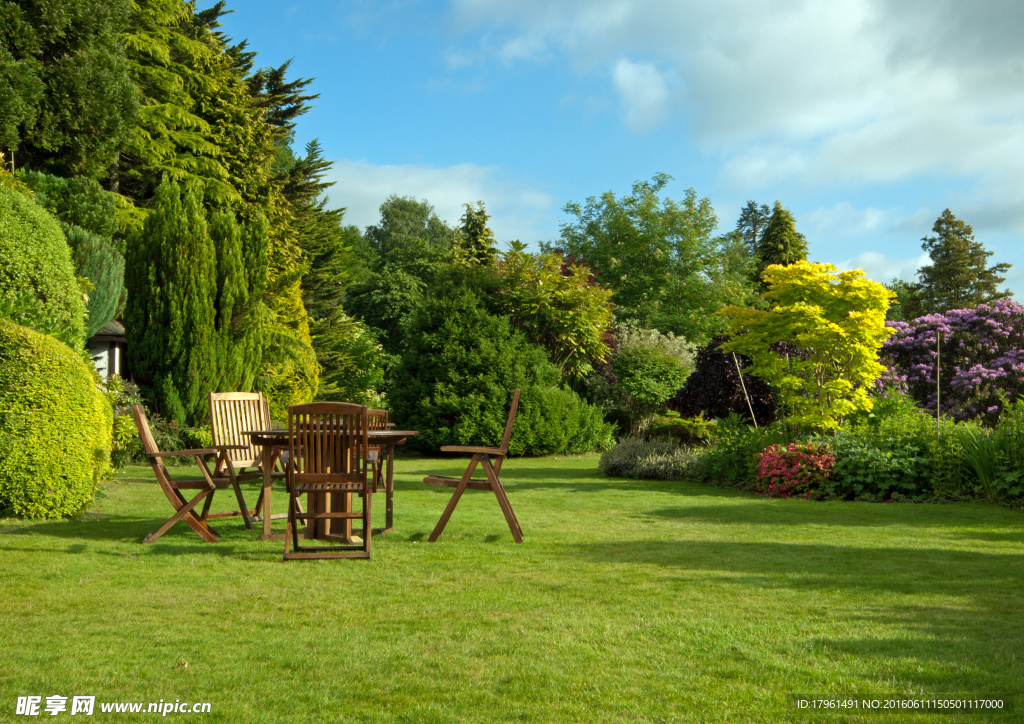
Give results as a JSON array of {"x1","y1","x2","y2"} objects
[
  {"x1": 323, "y1": 160, "x2": 558, "y2": 244},
  {"x1": 835, "y1": 251, "x2": 929, "y2": 284},
  {"x1": 611, "y1": 58, "x2": 671, "y2": 132},
  {"x1": 450, "y1": 0, "x2": 1024, "y2": 233}
]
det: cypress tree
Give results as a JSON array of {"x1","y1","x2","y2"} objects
[{"x1": 125, "y1": 178, "x2": 264, "y2": 424}]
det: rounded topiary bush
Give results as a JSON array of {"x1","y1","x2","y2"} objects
[
  {"x1": 0, "y1": 183, "x2": 86, "y2": 345},
  {"x1": 0, "y1": 320, "x2": 112, "y2": 518}
]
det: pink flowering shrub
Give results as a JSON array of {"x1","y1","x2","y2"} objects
[{"x1": 756, "y1": 442, "x2": 835, "y2": 499}]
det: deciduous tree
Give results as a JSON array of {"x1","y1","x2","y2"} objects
[
  {"x1": 553, "y1": 173, "x2": 755, "y2": 344},
  {"x1": 721, "y1": 261, "x2": 894, "y2": 431},
  {"x1": 496, "y1": 240, "x2": 613, "y2": 378}
]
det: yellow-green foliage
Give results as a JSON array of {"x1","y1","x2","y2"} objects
[
  {"x1": 0, "y1": 184, "x2": 87, "y2": 346},
  {"x1": 721, "y1": 261, "x2": 895, "y2": 430},
  {"x1": 0, "y1": 320, "x2": 112, "y2": 518},
  {"x1": 259, "y1": 282, "x2": 319, "y2": 419}
]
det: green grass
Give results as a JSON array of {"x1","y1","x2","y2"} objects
[{"x1": 1, "y1": 453, "x2": 1022, "y2": 723}]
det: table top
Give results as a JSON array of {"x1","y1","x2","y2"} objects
[{"x1": 243, "y1": 429, "x2": 417, "y2": 439}]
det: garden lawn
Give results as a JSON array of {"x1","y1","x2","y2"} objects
[{"x1": 1, "y1": 453, "x2": 1022, "y2": 723}]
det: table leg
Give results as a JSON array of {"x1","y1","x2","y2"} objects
[
  {"x1": 260, "y1": 446, "x2": 274, "y2": 540},
  {"x1": 384, "y1": 441, "x2": 395, "y2": 533}
]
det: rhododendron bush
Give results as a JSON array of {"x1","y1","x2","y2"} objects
[
  {"x1": 755, "y1": 442, "x2": 835, "y2": 499},
  {"x1": 881, "y1": 300, "x2": 1024, "y2": 426}
]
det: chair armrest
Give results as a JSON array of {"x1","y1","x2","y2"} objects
[
  {"x1": 147, "y1": 448, "x2": 219, "y2": 458},
  {"x1": 439, "y1": 445, "x2": 504, "y2": 455},
  {"x1": 213, "y1": 444, "x2": 250, "y2": 451}
]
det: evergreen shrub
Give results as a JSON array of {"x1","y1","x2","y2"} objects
[
  {"x1": 0, "y1": 320, "x2": 111, "y2": 518},
  {"x1": 389, "y1": 289, "x2": 611, "y2": 455},
  {"x1": 0, "y1": 184, "x2": 86, "y2": 345}
]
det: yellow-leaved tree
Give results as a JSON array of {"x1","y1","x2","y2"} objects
[{"x1": 720, "y1": 261, "x2": 895, "y2": 430}]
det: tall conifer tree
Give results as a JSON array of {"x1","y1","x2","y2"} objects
[
  {"x1": 124, "y1": 178, "x2": 264, "y2": 424},
  {"x1": 756, "y1": 201, "x2": 808, "y2": 280},
  {"x1": 916, "y1": 209, "x2": 1011, "y2": 313}
]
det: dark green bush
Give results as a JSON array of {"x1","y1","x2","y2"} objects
[
  {"x1": 511, "y1": 384, "x2": 614, "y2": 456},
  {"x1": 0, "y1": 319, "x2": 111, "y2": 518},
  {"x1": 389, "y1": 288, "x2": 611, "y2": 455},
  {"x1": 0, "y1": 184, "x2": 86, "y2": 345},
  {"x1": 17, "y1": 171, "x2": 117, "y2": 242}
]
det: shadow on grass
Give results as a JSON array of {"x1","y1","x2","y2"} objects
[
  {"x1": 571, "y1": 539, "x2": 1024, "y2": 596},
  {"x1": 2, "y1": 513, "x2": 276, "y2": 551},
  {"x1": 572, "y1": 537, "x2": 1024, "y2": 702},
  {"x1": 398, "y1": 461, "x2": 745, "y2": 497},
  {"x1": 645, "y1": 500, "x2": 1024, "y2": 534}
]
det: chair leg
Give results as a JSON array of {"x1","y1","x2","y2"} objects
[
  {"x1": 482, "y1": 458, "x2": 523, "y2": 543},
  {"x1": 144, "y1": 488, "x2": 218, "y2": 544},
  {"x1": 228, "y1": 478, "x2": 254, "y2": 530},
  {"x1": 284, "y1": 489, "x2": 299, "y2": 560},
  {"x1": 363, "y1": 490, "x2": 372, "y2": 557},
  {"x1": 428, "y1": 456, "x2": 480, "y2": 542}
]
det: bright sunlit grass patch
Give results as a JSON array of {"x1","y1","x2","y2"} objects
[{"x1": 1, "y1": 453, "x2": 1022, "y2": 722}]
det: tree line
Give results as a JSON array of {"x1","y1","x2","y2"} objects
[{"x1": 0, "y1": 0, "x2": 1014, "y2": 450}]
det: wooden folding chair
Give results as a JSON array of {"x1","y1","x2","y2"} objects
[
  {"x1": 422, "y1": 389, "x2": 523, "y2": 543},
  {"x1": 209, "y1": 391, "x2": 286, "y2": 528},
  {"x1": 284, "y1": 402, "x2": 374, "y2": 560},
  {"x1": 133, "y1": 405, "x2": 249, "y2": 544}
]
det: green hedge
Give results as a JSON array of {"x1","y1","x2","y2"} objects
[
  {"x1": 0, "y1": 184, "x2": 86, "y2": 345},
  {"x1": 0, "y1": 320, "x2": 112, "y2": 518}
]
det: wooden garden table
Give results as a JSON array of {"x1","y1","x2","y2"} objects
[{"x1": 244, "y1": 428, "x2": 417, "y2": 540}]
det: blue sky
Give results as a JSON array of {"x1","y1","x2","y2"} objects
[{"x1": 209, "y1": 0, "x2": 1024, "y2": 294}]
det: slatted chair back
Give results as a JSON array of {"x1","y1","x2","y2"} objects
[
  {"x1": 289, "y1": 402, "x2": 369, "y2": 483},
  {"x1": 366, "y1": 408, "x2": 389, "y2": 490},
  {"x1": 209, "y1": 392, "x2": 271, "y2": 471},
  {"x1": 134, "y1": 404, "x2": 172, "y2": 484},
  {"x1": 367, "y1": 408, "x2": 388, "y2": 433},
  {"x1": 285, "y1": 402, "x2": 373, "y2": 560}
]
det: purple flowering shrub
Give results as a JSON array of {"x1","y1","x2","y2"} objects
[{"x1": 881, "y1": 300, "x2": 1024, "y2": 426}]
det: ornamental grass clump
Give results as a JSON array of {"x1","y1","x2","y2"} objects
[{"x1": 755, "y1": 442, "x2": 835, "y2": 499}]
